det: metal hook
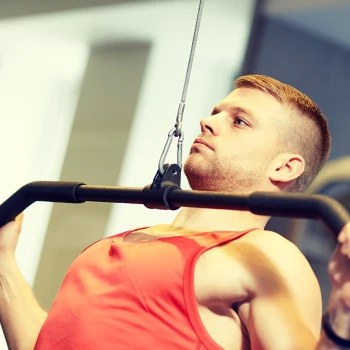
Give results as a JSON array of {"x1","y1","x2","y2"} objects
[
  {"x1": 158, "y1": 128, "x2": 176, "y2": 175},
  {"x1": 158, "y1": 128, "x2": 185, "y2": 175}
]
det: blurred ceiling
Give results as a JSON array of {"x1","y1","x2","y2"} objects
[
  {"x1": 0, "y1": 0, "x2": 142, "y2": 19},
  {"x1": 1, "y1": 0, "x2": 350, "y2": 50},
  {"x1": 265, "y1": 0, "x2": 350, "y2": 49},
  {"x1": 0, "y1": 2, "x2": 206, "y2": 47}
]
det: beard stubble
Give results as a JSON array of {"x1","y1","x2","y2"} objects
[{"x1": 184, "y1": 151, "x2": 269, "y2": 193}]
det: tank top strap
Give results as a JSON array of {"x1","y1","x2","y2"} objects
[{"x1": 191, "y1": 227, "x2": 260, "y2": 248}]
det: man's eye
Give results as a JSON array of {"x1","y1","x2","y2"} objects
[{"x1": 234, "y1": 117, "x2": 248, "y2": 126}]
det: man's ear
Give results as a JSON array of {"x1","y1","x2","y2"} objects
[{"x1": 268, "y1": 153, "x2": 305, "y2": 187}]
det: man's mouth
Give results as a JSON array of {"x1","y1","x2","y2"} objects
[{"x1": 193, "y1": 138, "x2": 214, "y2": 150}]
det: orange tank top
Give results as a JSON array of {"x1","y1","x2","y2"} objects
[{"x1": 34, "y1": 228, "x2": 255, "y2": 350}]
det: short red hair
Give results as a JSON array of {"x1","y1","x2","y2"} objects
[{"x1": 234, "y1": 74, "x2": 331, "y2": 192}]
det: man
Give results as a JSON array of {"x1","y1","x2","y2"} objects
[{"x1": 0, "y1": 74, "x2": 349, "y2": 349}]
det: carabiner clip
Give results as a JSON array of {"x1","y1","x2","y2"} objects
[
  {"x1": 158, "y1": 128, "x2": 176, "y2": 175},
  {"x1": 158, "y1": 127, "x2": 184, "y2": 175}
]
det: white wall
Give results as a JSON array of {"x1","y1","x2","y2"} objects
[
  {"x1": 0, "y1": 40, "x2": 89, "y2": 283},
  {"x1": 0, "y1": 41, "x2": 88, "y2": 348}
]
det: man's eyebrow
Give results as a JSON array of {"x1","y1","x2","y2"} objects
[{"x1": 211, "y1": 105, "x2": 257, "y2": 120}]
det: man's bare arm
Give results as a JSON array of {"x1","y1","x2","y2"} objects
[
  {"x1": 234, "y1": 230, "x2": 321, "y2": 350},
  {"x1": 237, "y1": 225, "x2": 350, "y2": 350},
  {"x1": 0, "y1": 216, "x2": 47, "y2": 350}
]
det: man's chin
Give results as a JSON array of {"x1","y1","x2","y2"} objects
[
  {"x1": 184, "y1": 168, "x2": 216, "y2": 191},
  {"x1": 184, "y1": 163, "x2": 263, "y2": 193},
  {"x1": 183, "y1": 159, "x2": 204, "y2": 181}
]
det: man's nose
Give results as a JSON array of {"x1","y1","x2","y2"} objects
[{"x1": 200, "y1": 114, "x2": 220, "y2": 136}]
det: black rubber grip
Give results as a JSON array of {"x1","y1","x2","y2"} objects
[{"x1": 0, "y1": 181, "x2": 85, "y2": 227}]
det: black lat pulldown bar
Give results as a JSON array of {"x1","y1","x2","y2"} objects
[{"x1": 0, "y1": 164, "x2": 348, "y2": 236}]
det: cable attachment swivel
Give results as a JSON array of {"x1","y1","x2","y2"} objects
[
  {"x1": 175, "y1": 102, "x2": 185, "y2": 137},
  {"x1": 142, "y1": 163, "x2": 181, "y2": 210}
]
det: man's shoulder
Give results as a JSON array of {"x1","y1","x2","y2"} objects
[
  {"x1": 229, "y1": 228, "x2": 320, "y2": 294},
  {"x1": 229, "y1": 229, "x2": 322, "y2": 339},
  {"x1": 238, "y1": 228, "x2": 307, "y2": 265}
]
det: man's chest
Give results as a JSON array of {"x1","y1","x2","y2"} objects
[
  {"x1": 64, "y1": 233, "x2": 253, "y2": 349},
  {"x1": 123, "y1": 231, "x2": 251, "y2": 306}
]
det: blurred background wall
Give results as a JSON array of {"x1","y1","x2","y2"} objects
[{"x1": 0, "y1": 0, "x2": 350, "y2": 347}]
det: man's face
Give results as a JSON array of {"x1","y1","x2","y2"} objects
[{"x1": 184, "y1": 87, "x2": 287, "y2": 192}]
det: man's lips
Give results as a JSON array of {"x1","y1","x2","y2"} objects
[{"x1": 193, "y1": 138, "x2": 214, "y2": 150}]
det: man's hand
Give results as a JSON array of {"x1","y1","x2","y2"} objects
[
  {"x1": 0, "y1": 213, "x2": 47, "y2": 350},
  {"x1": 0, "y1": 213, "x2": 23, "y2": 259},
  {"x1": 326, "y1": 222, "x2": 350, "y2": 340},
  {"x1": 328, "y1": 223, "x2": 350, "y2": 308}
]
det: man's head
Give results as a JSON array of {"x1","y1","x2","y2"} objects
[{"x1": 184, "y1": 74, "x2": 331, "y2": 193}]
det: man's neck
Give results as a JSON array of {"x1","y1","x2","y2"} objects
[{"x1": 171, "y1": 207, "x2": 269, "y2": 233}]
